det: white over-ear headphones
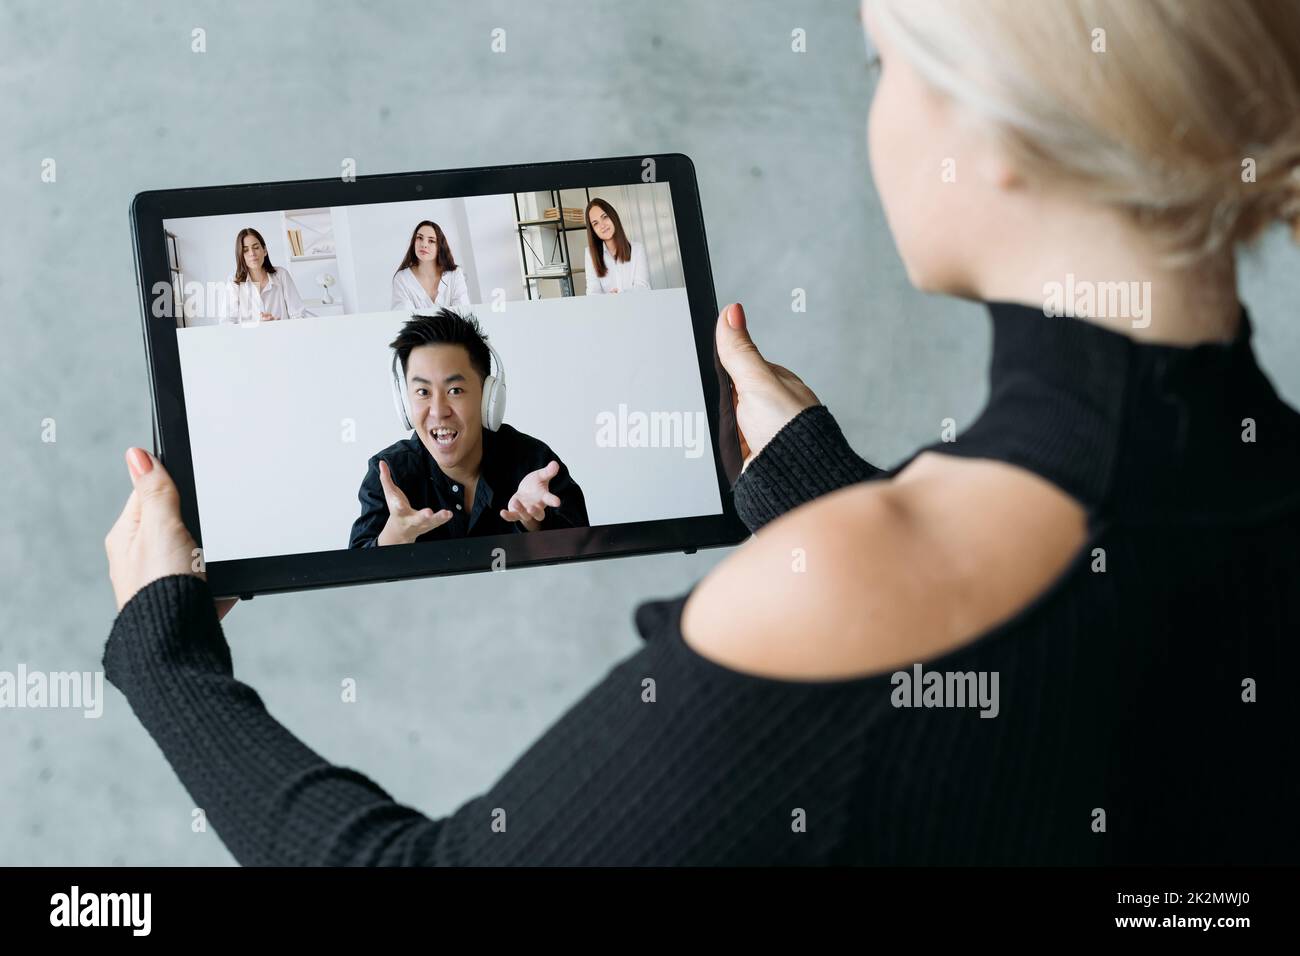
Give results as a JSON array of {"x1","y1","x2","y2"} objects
[{"x1": 391, "y1": 334, "x2": 507, "y2": 433}]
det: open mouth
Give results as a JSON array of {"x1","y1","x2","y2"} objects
[{"x1": 431, "y1": 426, "x2": 459, "y2": 449}]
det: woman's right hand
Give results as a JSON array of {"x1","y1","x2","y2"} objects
[
  {"x1": 715, "y1": 302, "x2": 820, "y2": 471},
  {"x1": 106, "y1": 448, "x2": 238, "y2": 622}
]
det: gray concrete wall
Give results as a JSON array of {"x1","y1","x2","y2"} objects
[{"x1": 2, "y1": 0, "x2": 1297, "y2": 865}]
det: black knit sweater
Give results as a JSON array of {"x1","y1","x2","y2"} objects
[{"x1": 103, "y1": 300, "x2": 1300, "y2": 865}]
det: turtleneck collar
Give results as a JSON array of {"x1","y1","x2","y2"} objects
[{"x1": 927, "y1": 300, "x2": 1300, "y2": 524}]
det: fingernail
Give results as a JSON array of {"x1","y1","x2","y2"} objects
[
  {"x1": 727, "y1": 304, "x2": 741, "y2": 329},
  {"x1": 127, "y1": 448, "x2": 152, "y2": 477}
]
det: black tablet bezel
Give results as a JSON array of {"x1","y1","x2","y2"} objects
[{"x1": 131, "y1": 154, "x2": 747, "y2": 599}]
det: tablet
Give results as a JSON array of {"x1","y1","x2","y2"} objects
[{"x1": 131, "y1": 154, "x2": 747, "y2": 600}]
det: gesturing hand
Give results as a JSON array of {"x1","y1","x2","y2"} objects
[
  {"x1": 715, "y1": 302, "x2": 820, "y2": 471},
  {"x1": 500, "y1": 460, "x2": 562, "y2": 531},
  {"x1": 376, "y1": 459, "x2": 453, "y2": 546}
]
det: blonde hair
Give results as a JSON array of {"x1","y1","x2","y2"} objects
[{"x1": 868, "y1": 0, "x2": 1300, "y2": 263}]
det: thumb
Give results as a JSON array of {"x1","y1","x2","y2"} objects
[
  {"x1": 125, "y1": 448, "x2": 179, "y2": 508},
  {"x1": 715, "y1": 303, "x2": 769, "y2": 384},
  {"x1": 379, "y1": 459, "x2": 411, "y2": 511}
]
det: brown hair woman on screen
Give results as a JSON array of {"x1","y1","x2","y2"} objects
[
  {"x1": 221, "y1": 226, "x2": 305, "y2": 324},
  {"x1": 391, "y1": 220, "x2": 470, "y2": 311},
  {"x1": 583, "y1": 198, "x2": 650, "y2": 294}
]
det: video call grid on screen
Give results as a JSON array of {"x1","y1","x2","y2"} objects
[{"x1": 156, "y1": 178, "x2": 726, "y2": 565}]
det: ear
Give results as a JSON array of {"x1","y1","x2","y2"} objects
[{"x1": 977, "y1": 135, "x2": 1024, "y2": 192}]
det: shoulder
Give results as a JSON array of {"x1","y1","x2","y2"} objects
[
  {"x1": 492, "y1": 424, "x2": 566, "y2": 468},
  {"x1": 493, "y1": 423, "x2": 547, "y2": 455},
  {"x1": 367, "y1": 435, "x2": 424, "y2": 471},
  {"x1": 680, "y1": 453, "x2": 1088, "y2": 680}
]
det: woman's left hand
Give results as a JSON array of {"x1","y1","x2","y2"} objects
[
  {"x1": 715, "y1": 303, "x2": 821, "y2": 471},
  {"x1": 105, "y1": 448, "x2": 237, "y2": 621}
]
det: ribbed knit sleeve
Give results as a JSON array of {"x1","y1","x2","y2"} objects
[
  {"x1": 102, "y1": 574, "x2": 448, "y2": 866},
  {"x1": 102, "y1": 573, "x2": 889, "y2": 866},
  {"x1": 731, "y1": 405, "x2": 883, "y2": 533}
]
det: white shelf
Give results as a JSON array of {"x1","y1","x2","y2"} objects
[{"x1": 283, "y1": 208, "x2": 336, "y2": 260}]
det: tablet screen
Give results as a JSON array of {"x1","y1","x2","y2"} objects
[{"x1": 156, "y1": 181, "x2": 726, "y2": 566}]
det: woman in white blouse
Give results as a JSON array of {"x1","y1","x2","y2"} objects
[
  {"x1": 583, "y1": 199, "x2": 651, "y2": 295},
  {"x1": 220, "y1": 227, "x2": 305, "y2": 325},
  {"x1": 391, "y1": 220, "x2": 471, "y2": 311}
]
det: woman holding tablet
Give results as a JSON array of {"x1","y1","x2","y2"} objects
[
  {"x1": 391, "y1": 220, "x2": 471, "y2": 311},
  {"x1": 220, "y1": 227, "x2": 305, "y2": 324},
  {"x1": 583, "y1": 198, "x2": 651, "y2": 294},
  {"x1": 106, "y1": 0, "x2": 1300, "y2": 866}
]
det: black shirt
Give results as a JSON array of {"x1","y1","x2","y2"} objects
[
  {"x1": 102, "y1": 299, "x2": 1300, "y2": 864},
  {"x1": 348, "y1": 424, "x2": 589, "y2": 548}
]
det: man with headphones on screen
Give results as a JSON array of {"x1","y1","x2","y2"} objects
[{"x1": 348, "y1": 308, "x2": 589, "y2": 549}]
